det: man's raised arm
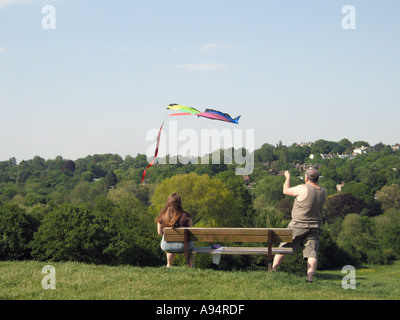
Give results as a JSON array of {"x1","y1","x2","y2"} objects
[{"x1": 283, "y1": 171, "x2": 304, "y2": 197}]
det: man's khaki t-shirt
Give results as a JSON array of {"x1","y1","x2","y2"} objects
[{"x1": 288, "y1": 184, "x2": 326, "y2": 229}]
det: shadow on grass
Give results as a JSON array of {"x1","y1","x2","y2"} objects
[
  {"x1": 316, "y1": 269, "x2": 367, "y2": 283},
  {"x1": 315, "y1": 272, "x2": 342, "y2": 280}
]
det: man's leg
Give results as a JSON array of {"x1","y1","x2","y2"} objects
[
  {"x1": 273, "y1": 229, "x2": 300, "y2": 271},
  {"x1": 272, "y1": 254, "x2": 285, "y2": 271},
  {"x1": 306, "y1": 257, "x2": 317, "y2": 282},
  {"x1": 304, "y1": 229, "x2": 320, "y2": 282}
]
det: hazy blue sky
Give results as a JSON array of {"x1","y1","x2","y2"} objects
[{"x1": 1, "y1": 0, "x2": 399, "y2": 162}]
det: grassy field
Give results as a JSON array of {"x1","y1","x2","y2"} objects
[{"x1": 1, "y1": 260, "x2": 400, "y2": 300}]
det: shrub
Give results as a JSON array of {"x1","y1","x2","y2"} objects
[
  {"x1": 318, "y1": 228, "x2": 356, "y2": 269},
  {"x1": 97, "y1": 197, "x2": 163, "y2": 266},
  {"x1": 0, "y1": 203, "x2": 39, "y2": 260},
  {"x1": 336, "y1": 214, "x2": 385, "y2": 264},
  {"x1": 31, "y1": 203, "x2": 110, "y2": 263},
  {"x1": 376, "y1": 209, "x2": 400, "y2": 259}
]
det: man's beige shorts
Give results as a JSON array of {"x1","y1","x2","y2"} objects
[{"x1": 279, "y1": 228, "x2": 321, "y2": 259}]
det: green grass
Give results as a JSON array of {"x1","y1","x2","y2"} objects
[{"x1": 1, "y1": 260, "x2": 400, "y2": 300}]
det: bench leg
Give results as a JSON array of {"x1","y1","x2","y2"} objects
[
  {"x1": 268, "y1": 230, "x2": 273, "y2": 271},
  {"x1": 184, "y1": 229, "x2": 192, "y2": 268}
]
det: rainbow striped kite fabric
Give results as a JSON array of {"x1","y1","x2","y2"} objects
[{"x1": 167, "y1": 104, "x2": 241, "y2": 124}]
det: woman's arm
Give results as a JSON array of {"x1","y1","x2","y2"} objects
[{"x1": 157, "y1": 222, "x2": 163, "y2": 235}]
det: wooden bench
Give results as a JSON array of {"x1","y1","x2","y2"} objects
[{"x1": 164, "y1": 227, "x2": 293, "y2": 271}]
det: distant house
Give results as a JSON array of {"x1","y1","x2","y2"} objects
[
  {"x1": 297, "y1": 142, "x2": 313, "y2": 147},
  {"x1": 338, "y1": 154, "x2": 355, "y2": 160},
  {"x1": 310, "y1": 152, "x2": 357, "y2": 160},
  {"x1": 336, "y1": 182, "x2": 345, "y2": 192},
  {"x1": 391, "y1": 144, "x2": 400, "y2": 152},
  {"x1": 353, "y1": 146, "x2": 368, "y2": 155}
]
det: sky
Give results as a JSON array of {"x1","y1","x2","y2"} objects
[{"x1": 0, "y1": 0, "x2": 399, "y2": 162}]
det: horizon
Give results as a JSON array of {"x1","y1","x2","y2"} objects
[{"x1": 2, "y1": 137, "x2": 397, "y2": 164}]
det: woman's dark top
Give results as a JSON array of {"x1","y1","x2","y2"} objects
[{"x1": 159, "y1": 211, "x2": 192, "y2": 235}]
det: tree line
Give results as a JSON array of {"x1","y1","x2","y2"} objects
[{"x1": 1, "y1": 139, "x2": 400, "y2": 270}]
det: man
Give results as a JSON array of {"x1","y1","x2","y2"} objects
[{"x1": 272, "y1": 168, "x2": 326, "y2": 282}]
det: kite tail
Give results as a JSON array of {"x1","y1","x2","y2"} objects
[
  {"x1": 140, "y1": 113, "x2": 192, "y2": 183},
  {"x1": 140, "y1": 119, "x2": 166, "y2": 183}
]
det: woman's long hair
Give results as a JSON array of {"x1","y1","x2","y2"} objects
[{"x1": 155, "y1": 193, "x2": 184, "y2": 229}]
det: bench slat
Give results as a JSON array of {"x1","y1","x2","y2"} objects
[
  {"x1": 164, "y1": 228, "x2": 293, "y2": 243},
  {"x1": 166, "y1": 234, "x2": 293, "y2": 242},
  {"x1": 192, "y1": 247, "x2": 293, "y2": 255},
  {"x1": 165, "y1": 228, "x2": 292, "y2": 236}
]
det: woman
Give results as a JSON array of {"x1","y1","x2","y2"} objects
[{"x1": 156, "y1": 193, "x2": 194, "y2": 267}]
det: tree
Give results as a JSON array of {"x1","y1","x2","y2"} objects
[
  {"x1": 254, "y1": 143, "x2": 275, "y2": 164},
  {"x1": 97, "y1": 197, "x2": 162, "y2": 266},
  {"x1": 380, "y1": 222, "x2": 400, "y2": 259},
  {"x1": 253, "y1": 205, "x2": 286, "y2": 228},
  {"x1": 279, "y1": 147, "x2": 289, "y2": 168},
  {"x1": 68, "y1": 180, "x2": 107, "y2": 206},
  {"x1": 24, "y1": 193, "x2": 47, "y2": 207},
  {"x1": 213, "y1": 171, "x2": 253, "y2": 226},
  {"x1": 319, "y1": 178, "x2": 338, "y2": 196},
  {"x1": 108, "y1": 180, "x2": 152, "y2": 206},
  {"x1": 311, "y1": 139, "x2": 336, "y2": 155},
  {"x1": 338, "y1": 138, "x2": 352, "y2": 154},
  {"x1": 16, "y1": 161, "x2": 32, "y2": 183},
  {"x1": 341, "y1": 181, "x2": 374, "y2": 205},
  {"x1": 375, "y1": 209, "x2": 400, "y2": 259},
  {"x1": 337, "y1": 214, "x2": 383, "y2": 264},
  {"x1": 276, "y1": 198, "x2": 293, "y2": 220},
  {"x1": 106, "y1": 170, "x2": 118, "y2": 188},
  {"x1": 61, "y1": 160, "x2": 76, "y2": 172},
  {"x1": 318, "y1": 228, "x2": 355, "y2": 269},
  {"x1": 151, "y1": 173, "x2": 241, "y2": 227},
  {"x1": 323, "y1": 193, "x2": 369, "y2": 223},
  {"x1": 336, "y1": 160, "x2": 355, "y2": 183},
  {"x1": 353, "y1": 141, "x2": 370, "y2": 148},
  {"x1": 32, "y1": 156, "x2": 46, "y2": 171},
  {"x1": 252, "y1": 175, "x2": 287, "y2": 206},
  {"x1": 375, "y1": 184, "x2": 400, "y2": 211},
  {"x1": 81, "y1": 171, "x2": 94, "y2": 182},
  {"x1": 287, "y1": 144, "x2": 310, "y2": 163}
]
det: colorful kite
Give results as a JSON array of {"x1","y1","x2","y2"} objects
[
  {"x1": 141, "y1": 104, "x2": 240, "y2": 182},
  {"x1": 167, "y1": 104, "x2": 241, "y2": 124}
]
